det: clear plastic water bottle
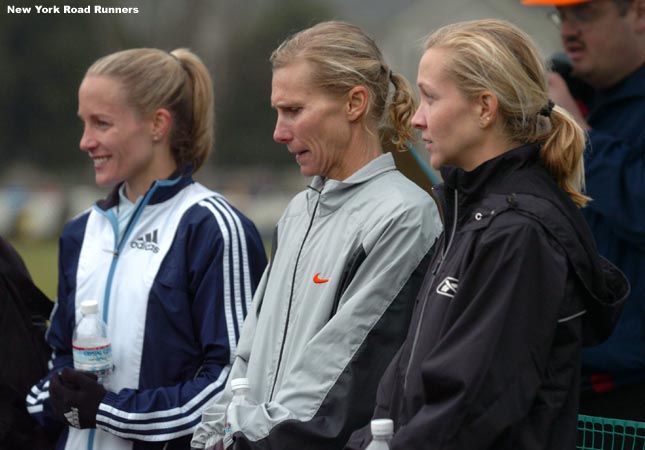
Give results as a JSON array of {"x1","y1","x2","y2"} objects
[
  {"x1": 223, "y1": 378, "x2": 253, "y2": 448},
  {"x1": 365, "y1": 418, "x2": 394, "y2": 450},
  {"x1": 72, "y1": 300, "x2": 113, "y2": 385}
]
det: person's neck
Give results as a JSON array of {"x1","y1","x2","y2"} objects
[
  {"x1": 338, "y1": 127, "x2": 383, "y2": 180},
  {"x1": 124, "y1": 159, "x2": 178, "y2": 202},
  {"x1": 462, "y1": 133, "x2": 519, "y2": 173}
]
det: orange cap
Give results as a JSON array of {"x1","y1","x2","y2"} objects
[{"x1": 522, "y1": 0, "x2": 591, "y2": 5}]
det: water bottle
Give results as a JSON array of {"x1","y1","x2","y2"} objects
[
  {"x1": 223, "y1": 378, "x2": 253, "y2": 448},
  {"x1": 365, "y1": 418, "x2": 394, "y2": 450},
  {"x1": 72, "y1": 300, "x2": 113, "y2": 385}
]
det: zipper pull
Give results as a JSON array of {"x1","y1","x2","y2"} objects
[
  {"x1": 102, "y1": 248, "x2": 119, "y2": 257},
  {"x1": 431, "y1": 257, "x2": 443, "y2": 276}
]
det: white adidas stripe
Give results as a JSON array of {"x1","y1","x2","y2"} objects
[
  {"x1": 199, "y1": 198, "x2": 238, "y2": 362},
  {"x1": 97, "y1": 366, "x2": 230, "y2": 436},
  {"x1": 208, "y1": 196, "x2": 253, "y2": 338}
]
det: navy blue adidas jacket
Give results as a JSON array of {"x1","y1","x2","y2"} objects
[{"x1": 26, "y1": 169, "x2": 267, "y2": 450}]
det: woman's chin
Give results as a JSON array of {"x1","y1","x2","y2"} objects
[{"x1": 429, "y1": 156, "x2": 444, "y2": 171}]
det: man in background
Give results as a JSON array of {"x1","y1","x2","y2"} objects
[{"x1": 523, "y1": 0, "x2": 645, "y2": 420}]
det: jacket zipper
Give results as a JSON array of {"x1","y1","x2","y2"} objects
[
  {"x1": 268, "y1": 189, "x2": 321, "y2": 401},
  {"x1": 98, "y1": 186, "x2": 158, "y2": 323},
  {"x1": 404, "y1": 189, "x2": 458, "y2": 391},
  {"x1": 86, "y1": 185, "x2": 158, "y2": 450}
]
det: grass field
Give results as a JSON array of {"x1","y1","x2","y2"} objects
[{"x1": 9, "y1": 238, "x2": 59, "y2": 300}]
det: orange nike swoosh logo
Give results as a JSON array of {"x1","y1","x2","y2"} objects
[{"x1": 313, "y1": 273, "x2": 330, "y2": 284}]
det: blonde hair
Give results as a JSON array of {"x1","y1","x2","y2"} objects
[
  {"x1": 86, "y1": 48, "x2": 214, "y2": 172},
  {"x1": 425, "y1": 19, "x2": 590, "y2": 207},
  {"x1": 270, "y1": 21, "x2": 416, "y2": 152}
]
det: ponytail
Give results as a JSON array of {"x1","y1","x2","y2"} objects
[
  {"x1": 169, "y1": 49, "x2": 214, "y2": 172},
  {"x1": 387, "y1": 71, "x2": 418, "y2": 152},
  {"x1": 539, "y1": 106, "x2": 591, "y2": 207}
]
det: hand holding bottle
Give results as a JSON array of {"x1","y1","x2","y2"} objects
[
  {"x1": 222, "y1": 378, "x2": 255, "y2": 449},
  {"x1": 203, "y1": 439, "x2": 225, "y2": 450},
  {"x1": 49, "y1": 367, "x2": 106, "y2": 428}
]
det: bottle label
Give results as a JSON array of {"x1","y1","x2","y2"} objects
[
  {"x1": 72, "y1": 342, "x2": 113, "y2": 372},
  {"x1": 223, "y1": 417, "x2": 233, "y2": 448},
  {"x1": 223, "y1": 431, "x2": 233, "y2": 449}
]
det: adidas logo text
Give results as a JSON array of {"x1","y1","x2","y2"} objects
[{"x1": 130, "y1": 229, "x2": 159, "y2": 253}]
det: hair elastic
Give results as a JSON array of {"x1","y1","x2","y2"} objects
[{"x1": 539, "y1": 99, "x2": 555, "y2": 117}]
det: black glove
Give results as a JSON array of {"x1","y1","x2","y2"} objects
[
  {"x1": 48, "y1": 370, "x2": 66, "y2": 422},
  {"x1": 48, "y1": 367, "x2": 106, "y2": 429}
]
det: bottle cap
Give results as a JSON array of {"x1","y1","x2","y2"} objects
[
  {"x1": 231, "y1": 377, "x2": 250, "y2": 392},
  {"x1": 80, "y1": 300, "x2": 99, "y2": 315},
  {"x1": 370, "y1": 418, "x2": 393, "y2": 437}
]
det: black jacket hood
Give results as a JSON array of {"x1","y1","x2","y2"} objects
[{"x1": 437, "y1": 144, "x2": 629, "y2": 345}]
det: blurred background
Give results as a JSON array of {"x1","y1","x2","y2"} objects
[{"x1": 1, "y1": 0, "x2": 555, "y2": 298}]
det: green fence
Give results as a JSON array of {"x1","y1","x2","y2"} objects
[{"x1": 577, "y1": 415, "x2": 645, "y2": 450}]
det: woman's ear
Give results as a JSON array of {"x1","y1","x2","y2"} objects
[
  {"x1": 476, "y1": 90, "x2": 498, "y2": 129},
  {"x1": 150, "y1": 108, "x2": 172, "y2": 142},
  {"x1": 346, "y1": 86, "x2": 369, "y2": 122}
]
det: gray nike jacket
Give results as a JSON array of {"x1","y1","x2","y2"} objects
[{"x1": 191, "y1": 153, "x2": 442, "y2": 450}]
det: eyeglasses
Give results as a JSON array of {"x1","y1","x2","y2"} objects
[{"x1": 547, "y1": 0, "x2": 624, "y2": 28}]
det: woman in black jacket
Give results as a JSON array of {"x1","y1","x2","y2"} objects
[{"x1": 347, "y1": 19, "x2": 629, "y2": 450}]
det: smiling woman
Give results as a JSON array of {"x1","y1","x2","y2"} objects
[
  {"x1": 25, "y1": 48, "x2": 268, "y2": 450},
  {"x1": 78, "y1": 75, "x2": 175, "y2": 199}
]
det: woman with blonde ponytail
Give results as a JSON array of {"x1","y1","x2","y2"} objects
[
  {"x1": 346, "y1": 19, "x2": 629, "y2": 450},
  {"x1": 193, "y1": 20, "x2": 442, "y2": 450},
  {"x1": 25, "y1": 48, "x2": 268, "y2": 450}
]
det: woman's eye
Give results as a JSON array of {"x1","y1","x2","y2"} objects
[{"x1": 423, "y1": 95, "x2": 437, "y2": 107}]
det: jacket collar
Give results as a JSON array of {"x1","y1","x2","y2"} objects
[
  {"x1": 306, "y1": 153, "x2": 397, "y2": 215},
  {"x1": 437, "y1": 144, "x2": 541, "y2": 214},
  {"x1": 96, "y1": 165, "x2": 194, "y2": 211}
]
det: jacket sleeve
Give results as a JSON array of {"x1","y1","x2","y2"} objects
[
  {"x1": 200, "y1": 202, "x2": 440, "y2": 450},
  {"x1": 95, "y1": 201, "x2": 267, "y2": 441},
  {"x1": 344, "y1": 344, "x2": 407, "y2": 450},
  {"x1": 25, "y1": 216, "x2": 86, "y2": 429},
  {"x1": 391, "y1": 221, "x2": 572, "y2": 450},
  {"x1": 584, "y1": 129, "x2": 645, "y2": 248},
  {"x1": 190, "y1": 270, "x2": 267, "y2": 449}
]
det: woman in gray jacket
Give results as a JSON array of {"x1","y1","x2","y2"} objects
[{"x1": 192, "y1": 20, "x2": 442, "y2": 450}]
